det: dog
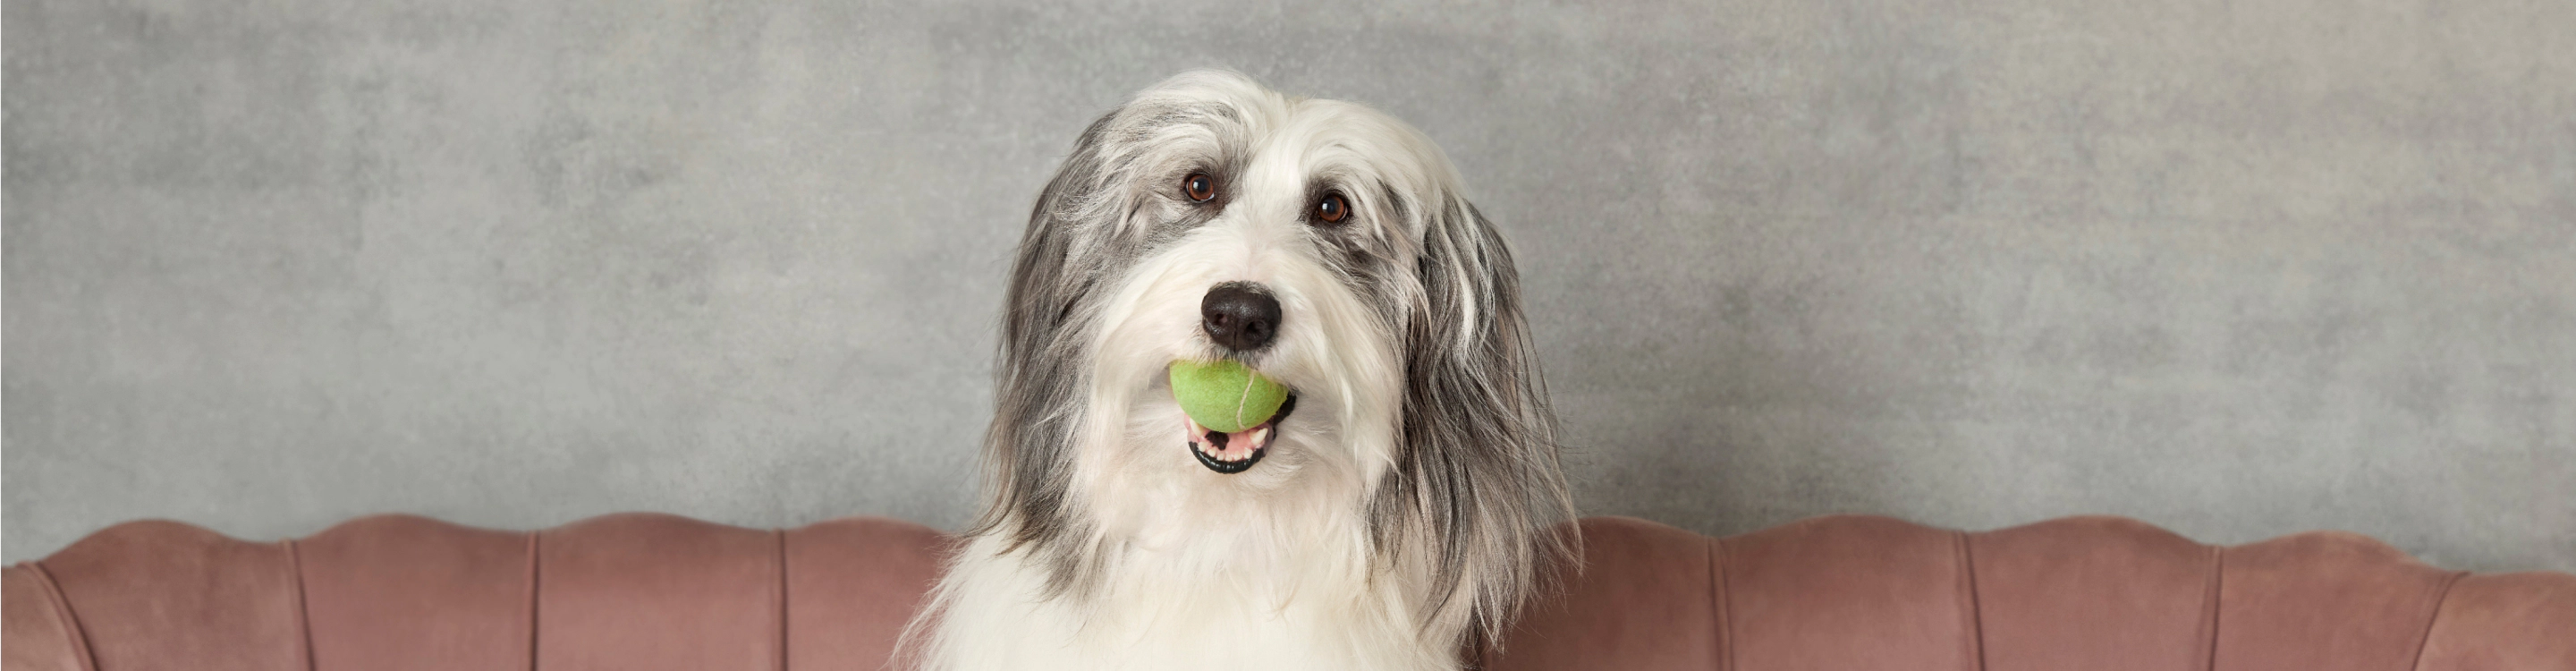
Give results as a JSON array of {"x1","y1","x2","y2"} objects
[{"x1": 907, "y1": 70, "x2": 1575, "y2": 671}]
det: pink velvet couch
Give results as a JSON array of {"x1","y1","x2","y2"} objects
[{"x1": 4, "y1": 514, "x2": 2570, "y2": 670}]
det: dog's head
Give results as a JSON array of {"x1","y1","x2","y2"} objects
[{"x1": 977, "y1": 70, "x2": 1572, "y2": 646}]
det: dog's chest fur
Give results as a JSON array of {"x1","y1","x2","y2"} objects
[{"x1": 921, "y1": 534, "x2": 1455, "y2": 671}]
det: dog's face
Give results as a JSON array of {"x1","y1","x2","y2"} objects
[{"x1": 979, "y1": 71, "x2": 1570, "y2": 646}]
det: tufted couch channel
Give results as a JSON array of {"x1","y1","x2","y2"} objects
[{"x1": 4, "y1": 514, "x2": 2571, "y2": 670}]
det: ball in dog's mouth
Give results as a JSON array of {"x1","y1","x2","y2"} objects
[{"x1": 1185, "y1": 393, "x2": 1295, "y2": 474}]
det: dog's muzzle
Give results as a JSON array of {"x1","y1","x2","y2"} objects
[{"x1": 1183, "y1": 283, "x2": 1296, "y2": 473}]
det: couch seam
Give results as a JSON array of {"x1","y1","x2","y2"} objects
[
  {"x1": 2202, "y1": 545, "x2": 2224, "y2": 671},
  {"x1": 775, "y1": 529, "x2": 790, "y2": 671},
  {"x1": 1958, "y1": 531, "x2": 1987, "y2": 671},
  {"x1": 2403, "y1": 572, "x2": 2468, "y2": 671},
  {"x1": 284, "y1": 539, "x2": 317, "y2": 671},
  {"x1": 24, "y1": 562, "x2": 101, "y2": 671},
  {"x1": 527, "y1": 531, "x2": 543, "y2": 671},
  {"x1": 1710, "y1": 537, "x2": 1731, "y2": 671}
]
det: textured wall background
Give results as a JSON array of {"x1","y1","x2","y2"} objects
[{"x1": 6, "y1": 0, "x2": 2571, "y2": 570}]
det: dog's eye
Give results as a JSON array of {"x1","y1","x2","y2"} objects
[
  {"x1": 1313, "y1": 193, "x2": 1350, "y2": 225},
  {"x1": 1182, "y1": 173, "x2": 1216, "y2": 202}
]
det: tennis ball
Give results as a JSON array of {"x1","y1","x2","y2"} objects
[{"x1": 1168, "y1": 360, "x2": 1291, "y2": 434}]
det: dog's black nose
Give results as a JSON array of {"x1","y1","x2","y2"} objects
[{"x1": 1201, "y1": 283, "x2": 1282, "y2": 352}]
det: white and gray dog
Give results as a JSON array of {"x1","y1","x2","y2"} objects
[{"x1": 909, "y1": 71, "x2": 1575, "y2": 671}]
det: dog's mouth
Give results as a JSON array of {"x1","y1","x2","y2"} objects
[{"x1": 1185, "y1": 394, "x2": 1296, "y2": 474}]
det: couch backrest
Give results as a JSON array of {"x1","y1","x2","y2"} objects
[
  {"x1": 4, "y1": 514, "x2": 945, "y2": 671},
  {"x1": 1486, "y1": 515, "x2": 2576, "y2": 670},
  {"x1": 4, "y1": 514, "x2": 2569, "y2": 671}
]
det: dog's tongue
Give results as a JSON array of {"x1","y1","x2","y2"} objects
[{"x1": 1186, "y1": 416, "x2": 1270, "y2": 463}]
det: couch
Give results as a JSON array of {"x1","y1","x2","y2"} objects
[{"x1": 4, "y1": 513, "x2": 2570, "y2": 670}]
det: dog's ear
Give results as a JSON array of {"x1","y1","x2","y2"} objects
[
  {"x1": 1372, "y1": 193, "x2": 1579, "y2": 649},
  {"x1": 975, "y1": 110, "x2": 1124, "y2": 567}
]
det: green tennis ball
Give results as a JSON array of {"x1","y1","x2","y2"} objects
[{"x1": 1168, "y1": 360, "x2": 1291, "y2": 434}]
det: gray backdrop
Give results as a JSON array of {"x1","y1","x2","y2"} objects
[{"x1": 6, "y1": 0, "x2": 2571, "y2": 572}]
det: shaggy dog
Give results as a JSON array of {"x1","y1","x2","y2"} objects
[{"x1": 909, "y1": 71, "x2": 1574, "y2": 671}]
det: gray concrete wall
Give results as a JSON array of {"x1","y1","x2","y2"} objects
[{"x1": 6, "y1": 0, "x2": 2570, "y2": 571}]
